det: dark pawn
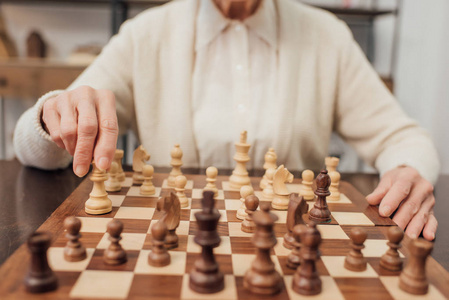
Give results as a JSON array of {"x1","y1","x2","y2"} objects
[
  {"x1": 241, "y1": 194, "x2": 259, "y2": 233},
  {"x1": 148, "y1": 220, "x2": 170, "y2": 267},
  {"x1": 24, "y1": 232, "x2": 58, "y2": 293},
  {"x1": 189, "y1": 191, "x2": 224, "y2": 294},
  {"x1": 344, "y1": 227, "x2": 367, "y2": 272},
  {"x1": 103, "y1": 219, "x2": 127, "y2": 265},
  {"x1": 399, "y1": 238, "x2": 433, "y2": 295},
  {"x1": 308, "y1": 170, "x2": 331, "y2": 223},
  {"x1": 284, "y1": 194, "x2": 308, "y2": 249},
  {"x1": 292, "y1": 222, "x2": 322, "y2": 295},
  {"x1": 244, "y1": 203, "x2": 282, "y2": 295},
  {"x1": 380, "y1": 227, "x2": 404, "y2": 271},
  {"x1": 287, "y1": 224, "x2": 307, "y2": 269},
  {"x1": 64, "y1": 216, "x2": 87, "y2": 262}
]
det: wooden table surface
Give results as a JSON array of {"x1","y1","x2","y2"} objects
[{"x1": 0, "y1": 159, "x2": 447, "y2": 272}]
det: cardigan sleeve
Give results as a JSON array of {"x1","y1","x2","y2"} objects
[
  {"x1": 334, "y1": 22, "x2": 440, "y2": 184},
  {"x1": 13, "y1": 18, "x2": 137, "y2": 170}
]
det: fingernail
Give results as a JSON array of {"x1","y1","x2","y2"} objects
[
  {"x1": 381, "y1": 205, "x2": 391, "y2": 217},
  {"x1": 98, "y1": 157, "x2": 109, "y2": 170},
  {"x1": 430, "y1": 233, "x2": 435, "y2": 240},
  {"x1": 75, "y1": 165, "x2": 88, "y2": 177}
]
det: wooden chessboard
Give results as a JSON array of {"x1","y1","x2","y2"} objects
[{"x1": 0, "y1": 172, "x2": 448, "y2": 300}]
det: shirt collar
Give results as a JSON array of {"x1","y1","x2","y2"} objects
[{"x1": 195, "y1": 0, "x2": 278, "y2": 51}]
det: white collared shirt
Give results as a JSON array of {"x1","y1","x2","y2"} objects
[{"x1": 192, "y1": 0, "x2": 279, "y2": 168}]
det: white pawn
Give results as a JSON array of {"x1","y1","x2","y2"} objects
[
  {"x1": 167, "y1": 144, "x2": 183, "y2": 187},
  {"x1": 260, "y1": 148, "x2": 277, "y2": 189},
  {"x1": 85, "y1": 161, "x2": 112, "y2": 215},
  {"x1": 203, "y1": 166, "x2": 218, "y2": 198},
  {"x1": 105, "y1": 162, "x2": 121, "y2": 192},
  {"x1": 237, "y1": 185, "x2": 254, "y2": 220},
  {"x1": 299, "y1": 170, "x2": 315, "y2": 201},
  {"x1": 140, "y1": 165, "x2": 156, "y2": 195},
  {"x1": 325, "y1": 156, "x2": 340, "y2": 173},
  {"x1": 262, "y1": 168, "x2": 275, "y2": 200},
  {"x1": 175, "y1": 175, "x2": 189, "y2": 208},
  {"x1": 328, "y1": 171, "x2": 341, "y2": 201}
]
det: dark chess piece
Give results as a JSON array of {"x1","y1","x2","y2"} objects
[
  {"x1": 287, "y1": 224, "x2": 307, "y2": 269},
  {"x1": 242, "y1": 194, "x2": 259, "y2": 233},
  {"x1": 344, "y1": 227, "x2": 367, "y2": 272},
  {"x1": 157, "y1": 192, "x2": 181, "y2": 250},
  {"x1": 64, "y1": 216, "x2": 87, "y2": 262},
  {"x1": 380, "y1": 226, "x2": 404, "y2": 271},
  {"x1": 148, "y1": 220, "x2": 171, "y2": 267},
  {"x1": 103, "y1": 219, "x2": 127, "y2": 265},
  {"x1": 189, "y1": 191, "x2": 224, "y2": 294},
  {"x1": 244, "y1": 203, "x2": 282, "y2": 295},
  {"x1": 24, "y1": 232, "x2": 58, "y2": 293},
  {"x1": 308, "y1": 170, "x2": 332, "y2": 223},
  {"x1": 283, "y1": 193, "x2": 308, "y2": 249},
  {"x1": 399, "y1": 238, "x2": 433, "y2": 295},
  {"x1": 292, "y1": 222, "x2": 322, "y2": 295}
]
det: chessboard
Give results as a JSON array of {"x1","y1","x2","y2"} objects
[{"x1": 0, "y1": 171, "x2": 448, "y2": 300}]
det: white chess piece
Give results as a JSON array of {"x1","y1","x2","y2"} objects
[
  {"x1": 262, "y1": 168, "x2": 275, "y2": 200},
  {"x1": 260, "y1": 148, "x2": 277, "y2": 189},
  {"x1": 167, "y1": 144, "x2": 183, "y2": 187},
  {"x1": 272, "y1": 165, "x2": 294, "y2": 210},
  {"x1": 299, "y1": 170, "x2": 315, "y2": 201},
  {"x1": 325, "y1": 156, "x2": 340, "y2": 173},
  {"x1": 175, "y1": 175, "x2": 189, "y2": 208},
  {"x1": 328, "y1": 171, "x2": 341, "y2": 201},
  {"x1": 236, "y1": 185, "x2": 254, "y2": 220},
  {"x1": 85, "y1": 161, "x2": 112, "y2": 215},
  {"x1": 105, "y1": 162, "x2": 121, "y2": 192},
  {"x1": 133, "y1": 145, "x2": 150, "y2": 185},
  {"x1": 229, "y1": 131, "x2": 251, "y2": 189},
  {"x1": 114, "y1": 149, "x2": 126, "y2": 182},
  {"x1": 140, "y1": 165, "x2": 156, "y2": 195},
  {"x1": 203, "y1": 166, "x2": 218, "y2": 197}
]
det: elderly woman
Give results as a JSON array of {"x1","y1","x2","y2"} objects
[{"x1": 14, "y1": 0, "x2": 439, "y2": 240}]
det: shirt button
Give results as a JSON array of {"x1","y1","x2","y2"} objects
[{"x1": 236, "y1": 64, "x2": 243, "y2": 71}]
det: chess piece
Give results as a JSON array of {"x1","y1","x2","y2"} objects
[
  {"x1": 325, "y1": 156, "x2": 340, "y2": 173},
  {"x1": 328, "y1": 171, "x2": 341, "y2": 201},
  {"x1": 284, "y1": 193, "x2": 308, "y2": 249},
  {"x1": 103, "y1": 219, "x2": 127, "y2": 265},
  {"x1": 133, "y1": 145, "x2": 150, "y2": 185},
  {"x1": 299, "y1": 170, "x2": 315, "y2": 201},
  {"x1": 260, "y1": 148, "x2": 277, "y2": 189},
  {"x1": 167, "y1": 144, "x2": 183, "y2": 187},
  {"x1": 157, "y1": 192, "x2": 181, "y2": 249},
  {"x1": 380, "y1": 227, "x2": 404, "y2": 271},
  {"x1": 203, "y1": 166, "x2": 218, "y2": 197},
  {"x1": 24, "y1": 232, "x2": 58, "y2": 293},
  {"x1": 229, "y1": 131, "x2": 251, "y2": 189},
  {"x1": 175, "y1": 175, "x2": 189, "y2": 208},
  {"x1": 236, "y1": 185, "x2": 254, "y2": 220},
  {"x1": 241, "y1": 194, "x2": 259, "y2": 233},
  {"x1": 189, "y1": 191, "x2": 224, "y2": 293},
  {"x1": 26, "y1": 31, "x2": 46, "y2": 58},
  {"x1": 308, "y1": 170, "x2": 331, "y2": 223},
  {"x1": 85, "y1": 161, "x2": 112, "y2": 215},
  {"x1": 140, "y1": 165, "x2": 156, "y2": 195},
  {"x1": 272, "y1": 165, "x2": 294, "y2": 210},
  {"x1": 114, "y1": 149, "x2": 126, "y2": 182},
  {"x1": 63, "y1": 217, "x2": 86, "y2": 262},
  {"x1": 105, "y1": 161, "x2": 121, "y2": 192},
  {"x1": 287, "y1": 224, "x2": 307, "y2": 270},
  {"x1": 292, "y1": 222, "x2": 322, "y2": 295},
  {"x1": 148, "y1": 220, "x2": 170, "y2": 267},
  {"x1": 399, "y1": 238, "x2": 433, "y2": 295},
  {"x1": 344, "y1": 227, "x2": 367, "y2": 272},
  {"x1": 262, "y1": 168, "x2": 275, "y2": 200},
  {"x1": 244, "y1": 203, "x2": 282, "y2": 295}
]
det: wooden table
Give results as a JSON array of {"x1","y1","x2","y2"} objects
[{"x1": 0, "y1": 159, "x2": 447, "y2": 271}]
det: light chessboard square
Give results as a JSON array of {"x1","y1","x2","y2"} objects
[
  {"x1": 110, "y1": 195, "x2": 126, "y2": 207},
  {"x1": 273, "y1": 238, "x2": 291, "y2": 256},
  {"x1": 316, "y1": 225, "x2": 350, "y2": 240},
  {"x1": 180, "y1": 274, "x2": 238, "y2": 300},
  {"x1": 332, "y1": 212, "x2": 375, "y2": 226},
  {"x1": 326, "y1": 193, "x2": 352, "y2": 204},
  {"x1": 134, "y1": 250, "x2": 187, "y2": 275},
  {"x1": 121, "y1": 177, "x2": 133, "y2": 187},
  {"x1": 231, "y1": 254, "x2": 283, "y2": 276},
  {"x1": 97, "y1": 233, "x2": 146, "y2": 250},
  {"x1": 321, "y1": 256, "x2": 378, "y2": 278},
  {"x1": 224, "y1": 199, "x2": 242, "y2": 210},
  {"x1": 191, "y1": 189, "x2": 225, "y2": 200},
  {"x1": 78, "y1": 217, "x2": 113, "y2": 233},
  {"x1": 379, "y1": 276, "x2": 446, "y2": 300},
  {"x1": 286, "y1": 183, "x2": 304, "y2": 194},
  {"x1": 187, "y1": 236, "x2": 232, "y2": 254},
  {"x1": 221, "y1": 181, "x2": 253, "y2": 192},
  {"x1": 271, "y1": 210, "x2": 287, "y2": 224},
  {"x1": 162, "y1": 179, "x2": 194, "y2": 190},
  {"x1": 48, "y1": 248, "x2": 95, "y2": 271},
  {"x1": 148, "y1": 220, "x2": 190, "y2": 236},
  {"x1": 363, "y1": 239, "x2": 404, "y2": 258},
  {"x1": 114, "y1": 207, "x2": 155, "y2": 220},
  {"x1": 70, "y1": 270, "x2": 134, "y2": 299},
  {"x1": 228, "y1": 222, "x2": 252, "y2": 237},
  {"x1": 126, "y1": 186, "x2": 161, "y2": 197},
  {"x1": 284, "y1": 275, "x2": 345, "y2": 300}
]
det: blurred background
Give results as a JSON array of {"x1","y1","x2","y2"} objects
[{"x1": 0, "y1": 0, "x2": 448, "y2": 173}]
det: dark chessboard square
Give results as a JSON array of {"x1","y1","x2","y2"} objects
[
  {"x1": 334, "y1": 277, "x2": 394, "y2": 300},
  {"x1": 109, "y1": 187, "x2": 130, "y2": 196},
  {"x1": 186, "y1": 253, "x2": 233, "y2": 275},
  {"x1": 180, "y1": 209, "x2": 191, "y2": 221},
  {"x1": 226, "y1": 210, "x2": 241, "y2": 222},
  {"x1": 121, "y1": 196, "x2": 159, "y2": 207},
  {"x1": 86, "y1": 249, "x2": 139, "y2": 272},
  {"x1": 224, "y1": 191, "x2": 240, "y2": 199},
  {"x1": 76, "y1": 207, "x2": 119, "y2": 218},
  {"x1": 328, "y1": 203, "x2": 360, "y2": 212},
  {"x1": 189, "y1": 221, "x2": 229, "y2": 236},
  {"x1": 230, "y1": 237, "x2": 274, "y2": 255},
  {"x1": 273, "y1": 224, "x2": 288, "y2": 238},
  {"x1": 128, "y1": 274, "x2": 183, "y2": 299},
  {"x1": 118, "y1": 219, "x2": 152, "y2": 233},
  {"x1": 341, "y1": 226, "x2": 387, "y2": 240},
  {"x1": 364, "y1": 206, "x2": 396, "y2": 226},
  {"x1": 277, "y1": 256, "x2": 330, "y2": 276},
  {"x1": 235, "y1": 276, "x2": 289, "y2": 300},
  {"x1": 320, "y1": 239, "x2": 351, "y2": 256},
  {"x1": 54, "y1": 232, "x2": 105, "y2": 248},
  {"x1": 143, "y1": 234, "x2": 188, "y2": 252}
]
